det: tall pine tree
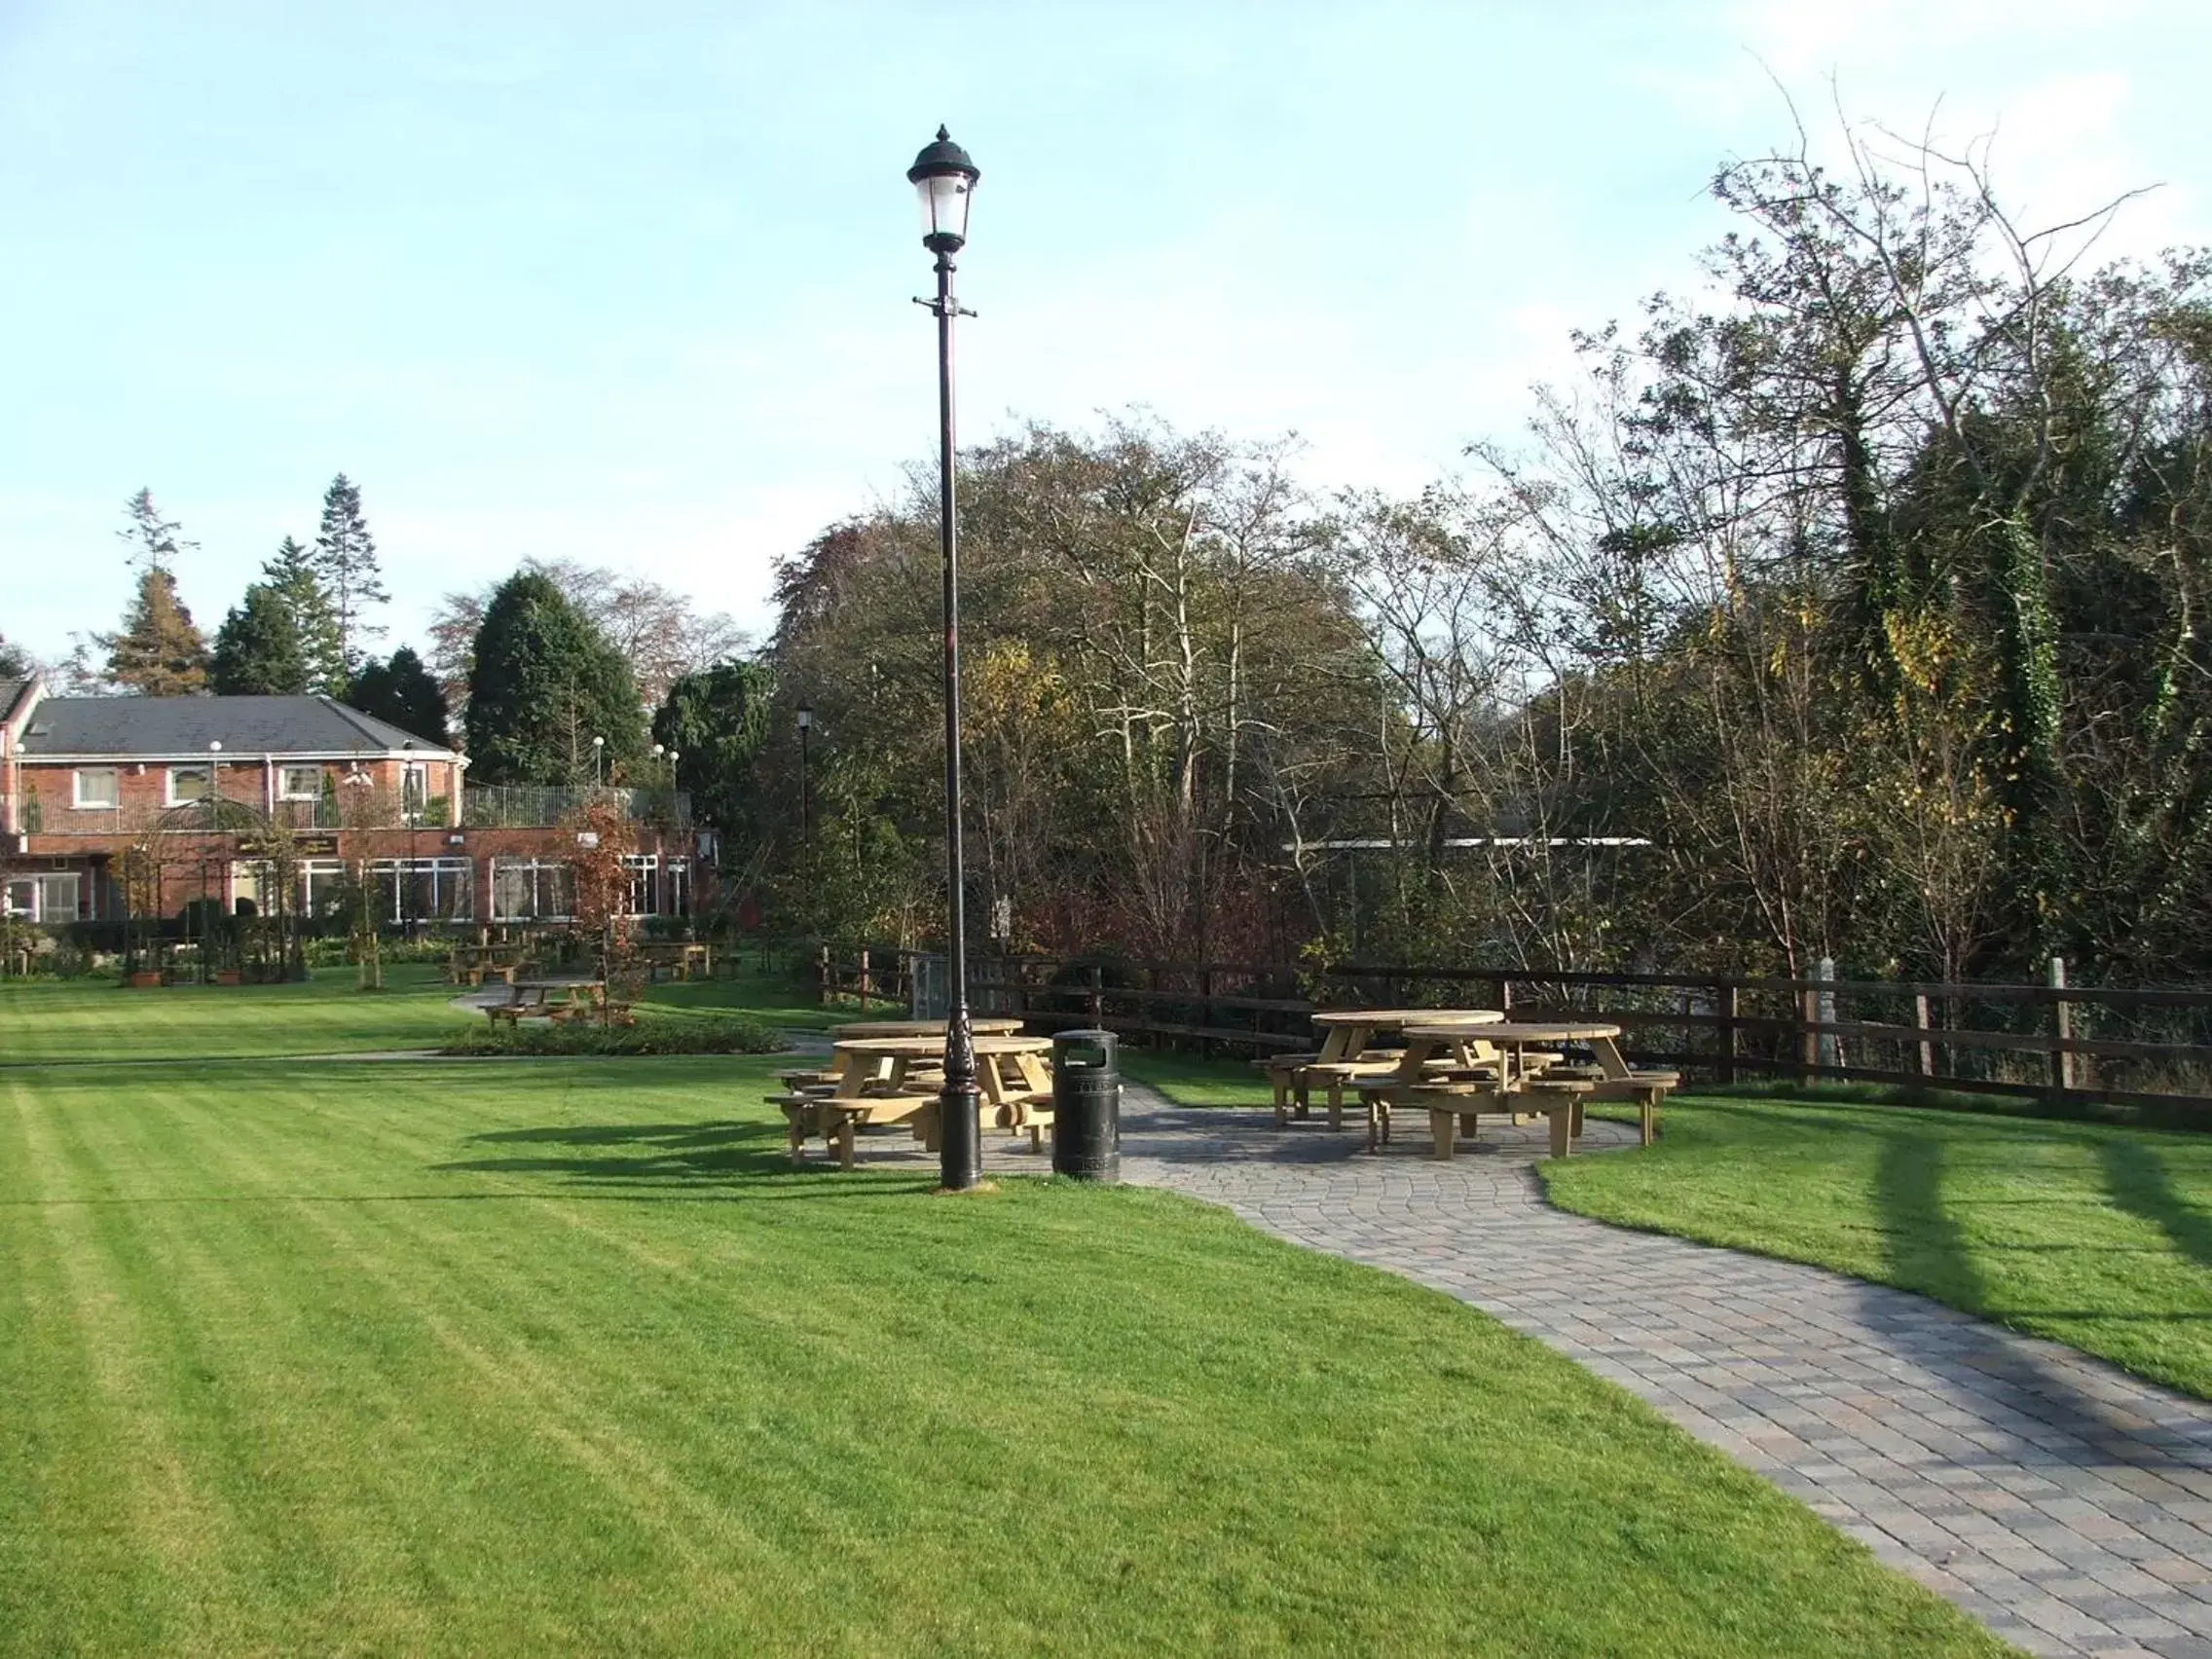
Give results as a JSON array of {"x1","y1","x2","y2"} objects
[
  {"x1": 464, "y1": 571, "x2": 645, "y2": 784},
  {"x1": 99, "y1": 489, "x2": 209, "y2": 695},
  {"x1": 263, "y1": 535, "x2": 346, "y2": 694},
  {"x1": 209, "y1": 584, "x2": 310, "y2": 694},
  {"x1": 103, "y1": 569, "x2": 209, "y2": 695},
  {"x1": 313, "y1": 474, "x2": 387, "y2": 677}
]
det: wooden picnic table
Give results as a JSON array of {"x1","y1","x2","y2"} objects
[
  {"x1": 447, "y1": 942, "x2": 529, "y2": 986},
  {"x1": 1258, "y1": 1009, "x2": 1509, "y2": 1127},
  {"x1": 484, "y1": 977, "x2": 617, "y2": 1026},
  {"x1": 781, "y1": 1033, "x2": 1056, "y2": 1167},
  {"x1": 1373, "y1": 1019, "x2": 1668, "y2": 1160},
  {"x1": 636, "y1": 941, "x2": 713, "y2": 979},
  {"x1": 1309, "y1": 1008, "x2": 1506, "y2": 1063},
  {"x1": 827, "y1": 1034, "x2": 1052, "y2": 1103}
]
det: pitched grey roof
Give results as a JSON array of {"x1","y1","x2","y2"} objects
[
  {"x1": 18, "y1": 694, "x2": 457, "y2": 758},
  {"x1": 0, "y1": 681, "x2": 28, "y2": 722}
]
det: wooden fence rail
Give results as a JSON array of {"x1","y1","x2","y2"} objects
[{"x1": 801, "y1": 949, "x2": 2212, "y2": 1119}]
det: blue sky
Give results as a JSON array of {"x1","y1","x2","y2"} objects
[{"x1": 3, "y1": 0, "x2": 2206, "y2": 669}]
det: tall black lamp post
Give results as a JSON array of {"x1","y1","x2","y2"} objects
[{"x1": 908, "y1": 125, "x2": 982, "y2": 1192}]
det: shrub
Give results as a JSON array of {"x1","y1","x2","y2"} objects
[{"x1": 440, "y1": 1013, "x2": 784, "y2": 1058}]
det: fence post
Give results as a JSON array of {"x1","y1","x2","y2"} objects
[
  {"x1": 1088, "y1": 964, "x2": 1103, "y2": 1026},
  {"x1": 2048, "y1": 956, "x2": 2073, "y2": 1096},
  {"x1": 818, "y1": 942, "x2": 830, "y2": 1005},
  {"x1": 1815, "y1": 957, "x2": 1839, "y2": 1074},
  {"x1": 857, "y1": 948, "x2": 870, "y2": 1013},
  {"x1": 1915, "y1": 992, "x2": 1935, "y2": 1079},
  {"x1": 1199, "y1": 965, "x2": 1214, "y2": 1058},
  {"x1": 1716, "y1": 979, "x2": 1739, "y2": 1085},
  {"x1": 1489, "y1": 973, "x2": 1513, "y2": 1014}
]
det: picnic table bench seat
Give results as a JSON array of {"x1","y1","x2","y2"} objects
[
  {"x1": 991, "y1": 1088, "x2": 1054, "y2": 1152},
  {"x1": 1395, "y1": 1077, "x2": 1595, "y2": 1160},
  {"x1": 1255, "y1": 1052, "x2": 1412, "y2": 1128}
]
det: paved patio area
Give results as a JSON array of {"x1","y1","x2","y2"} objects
[{"x1": 813, "y1": 1077, "x2": 2212, "y2": 1658}]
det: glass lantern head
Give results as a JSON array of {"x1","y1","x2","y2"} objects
[{"x1": 906, "y1": 126, "x2": 978, "y2": 253}]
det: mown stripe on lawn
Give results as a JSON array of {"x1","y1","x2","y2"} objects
[
  {"x1": 148, "y1": 1071, "x2": 816, "y2": 1654},
  {"x1": 7, "y1": 1073, "x2": 236, "y2": 1651}
]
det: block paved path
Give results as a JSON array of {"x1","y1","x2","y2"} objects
[{"x1": 1102, "y1": 1090, "x2": 2212, "y2": 1659}]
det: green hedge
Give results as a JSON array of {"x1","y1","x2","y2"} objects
[{"x1": 440, "y1": 1014, "x2": 784, "y2": 1057}]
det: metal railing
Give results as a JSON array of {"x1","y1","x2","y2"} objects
[{"x1": 461, "y1": 785, "x2": 690, "y2": 829}]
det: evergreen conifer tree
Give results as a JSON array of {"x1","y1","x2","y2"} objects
[
  {"x1": 98, "y1": 489, "x2": 209, "y2": 694},
  {"x1": 209, "y1": 584, "x2": 311, "y2": 695},
  {"x1": 313, "y1": 474, "x2": 387, "y2": 677},
  {"x1": 464, "y1": 571, "x2": 646, "y2": 784},
  {"x1": 102, "y1": 568, "x2": 210, "y2": 695},
  {"x1": 349, "y1": 645, "x2": 451, "y2": 744},
  {"x1": 0, "y1": 635, "x2": 33, "y2": 679},
  {"x1": 651, "y1": 660, "x2": 770, "y2": 838},
  {"x1": 263, "y1": 535, "x2": 346, "y2": 694}
]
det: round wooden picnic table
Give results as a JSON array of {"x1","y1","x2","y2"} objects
[
  {"x1": 829, "y1": 1018, "x2": 1025, "y2": 1039},
  {"x1": 1310, "y1": 1009, "x2": 1506, "y2": 1027}
]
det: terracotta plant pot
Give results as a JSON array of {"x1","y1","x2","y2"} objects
[
  {"x1": 127, "y1": 971, "x2": 161, "y2": 988},
  {"x1": 214, "y1": 970, "x2": 241, "y2": 986}
]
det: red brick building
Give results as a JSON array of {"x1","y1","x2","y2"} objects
[{"x1": 0, "y1": 676, "x2": 696, "y2": 930}]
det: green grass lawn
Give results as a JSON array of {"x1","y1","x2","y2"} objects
[
  {"x1": 1120, "y1": 1047, "x2": 1274, "y2": 1106},
  {"x1": 1542, "y1": 1094, "x2": 2212, "y2": 1403},
  {"x1": 0, "y1": 961, "x2": 837, "y2": 1067},
  {"x1": 0, "y1": 1053, "x2": 2005, "y2": 1656},
  {"x1": 0, "y1": 966, "x2": 479, "y2": 1062}
]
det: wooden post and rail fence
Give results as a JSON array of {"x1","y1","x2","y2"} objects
[{"x1": 801, "y1": 946, "x2": 2212, "y2": 1120}]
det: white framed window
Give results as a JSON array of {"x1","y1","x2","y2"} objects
[
  {"x1": 621, "y1": 855, "x2": 691, "y2": 917},
  {"x1": 72, "y1": 768, "x2": 119, "y2": 809},
  {"x1": 166, "y1": 766, "x2": 211, "y2": 805},
  {"x1": 368, "y1": 858, "x2": 473, "y2": 923},
  {"x1": 279, "y1": 765, "x2": 323, "y2": 800},
  {"x1": 491, "y1": 858, "x2": 573, "y2": 922},
  {"x1": 299, "y1": 859, "x2": 349, "y2": 918},
  {"x1": 623, "y1": 854, "x2": 657, "y2": 917},
  {"x1": 2, "y1": 872, "x2": 81, "y2": 922}
]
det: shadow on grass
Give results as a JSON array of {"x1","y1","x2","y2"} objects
[
  {"x1": 2098, "y1": 1134, "x2": 2212, "y2": 1274},
  {"x1": 1869, "y1": 1122, "x2": 2208, "y2": 1471},
  {"x1": 429, "y1": 1119, "x2": 933, "y2": 1196}
]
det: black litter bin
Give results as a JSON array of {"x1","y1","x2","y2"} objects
[{"x1": 1051, "y1": 1028, "x2": 1120, "y2": 1182}]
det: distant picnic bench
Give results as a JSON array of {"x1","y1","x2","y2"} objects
[
  {"x1": 447, "y1": 944, "x2": 528, "y2": 987},
  {"x1": 483, "y1": 977, "x2": 636, "y2": 1029}
]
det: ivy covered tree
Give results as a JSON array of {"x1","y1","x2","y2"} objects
[
  {"x1": 314, "y1": 474, "x2": 387, "y2": 677},
  {"x1": 350, "y1": 645, "x2": 451, "y2": 744},
  {"x1": 462, "y1": 571, "x2": 646, "y2": 784},
  {"x1": 0, "y1": 634, "x2": 34, "y2": 679},
  {"x1": 209, "y1": 584, "x2": 310, "y2": 694},
  {"x1": 263, "y1": 535, "x2": 346, "y2": 695}
]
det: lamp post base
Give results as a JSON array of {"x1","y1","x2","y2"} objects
[{"x1": 937, "y1": 1005, "x2": 984, "y2": 1191}]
